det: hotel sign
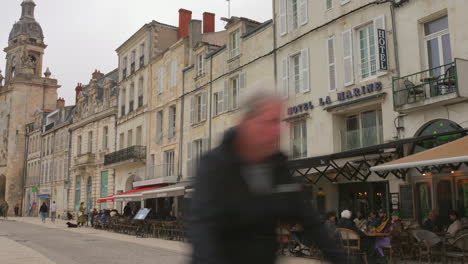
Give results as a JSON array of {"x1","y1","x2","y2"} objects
[
  {"x1": 378, "y1": 29, "x2": 388, "y2": 71},
  {"x1": 319, "y1": 82, "x2": 383, "y2": 106},
  {"x1": 287, "y1": 101, "x2": 314, "y2": 116}
]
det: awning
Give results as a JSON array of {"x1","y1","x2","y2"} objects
[
  {"x1": 38, "y1": 194, "x2": 50, "y2": 198},
  {"x1": 371, "y1": 136, "x2": 468, "y2": 172},
  {"x1": 114, "y1": 185, "x2": 165, "y2": 202},
  {"x1": 97, "y1": 195, "x2": 115, "y2": 203},
  {"x1": 142, "y1": 182, "x2": 191, "y2": 199}
]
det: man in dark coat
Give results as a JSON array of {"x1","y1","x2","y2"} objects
[{"x1": 189, "y1": 94, "x2": 346, "y2": 264}]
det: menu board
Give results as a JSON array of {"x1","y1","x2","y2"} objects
[
  {"x1": 133, "y1": 208, "x2": 151, "y2": 220},
  {"x1": 399, "y1": 184, "x2": 415, "y2": 219}
]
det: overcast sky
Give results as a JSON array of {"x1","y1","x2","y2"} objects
[{"x1": 0, "y1": 0, "x2": 272, "y2": 105}]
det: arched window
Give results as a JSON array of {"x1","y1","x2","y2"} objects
[
  {"x1": 74, "y1": 176, "x2": 81, "y2": 211},
  {"x1": 412, "y1": 119, "x2": 465, "y2": 154}
]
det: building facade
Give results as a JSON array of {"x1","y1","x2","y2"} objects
[
  {"x1": 0, "y1": 0, "x2": 60, "y2": 215},
  {"x1": 70, "y1": 70, "x2": 119, "y2": 212}
]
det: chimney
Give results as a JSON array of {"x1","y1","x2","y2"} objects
[
  {"x1": 178, "y1": 9, "x2": 192, "y2": 39},
  {"x1": 203, "y1": 12, "x2": 215, "y2": 33},
  {"x1": 189, "y1": 20, "x2": 202, "y2": 48},
  {"x1": 56, "y1": 97, "x2": 65, "y2": 108},
  {"x1": 75, "y1": 83, "x2": 82, "y2": 105},
  {"x1": 92, "y1": 69, "x2": 105, "y2": 80}
]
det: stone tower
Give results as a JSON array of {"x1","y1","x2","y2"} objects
[{"x1": 0, "y1": 0, "x2": 60, "y2": 215}]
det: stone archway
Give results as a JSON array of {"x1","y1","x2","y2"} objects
[{"x1": 0, "y1": 175, "x2": 5, "y2": 201}]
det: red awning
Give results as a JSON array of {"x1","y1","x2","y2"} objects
[{"x1": 97, "y1": 185, "x2": 165, "y2": 203}]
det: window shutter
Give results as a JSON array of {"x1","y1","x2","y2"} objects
[
  {"x1": 239, "y1": 72, "x2": 246, "y2": 104},
  {"x1": 218, "y1": 91, "x2": 224, "y2": 114},
  {"x1": 281, "y1": 57, "x2": 289, "y2": 98},
  {"x1": 327, "y1": 37, "x2": 337, "y2": 92},
  {"x1": 287, "y1": 0, "x2": 293, "y2": 33},
  {"x1": 298, "y1": 0, "x2": 308, "y2": 26},
  {"x1": 280, "y1": 0, "x2": 287, "y2": 36},
  {"x1": 171, "y1": 60, "x2": 177, "y2": 87},
  {"x1": 300, "y1": 49, "x2": 310, "y2": 93},
  {"x1": 190, "y1": 96, "x2": 195, "y2": 125},
  {"x1": 374, "y1": 16, "x2": 387, "y2": 71},
  {"x1": 201, "y1": 92, "x2": 207, "y2": 121},
  {"x1": 342, "y1": 30, "x2": 354, "y2": 86},
  {"x1": 187, "y1": 142, "x2": 192, "y2": 177},
  {"x1": 224, "y1": 79, "x2": 230, "y2": 112}
]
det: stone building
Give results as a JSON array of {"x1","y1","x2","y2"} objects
[
  {"x1": 69, "y1": 70, "x2": 119, "y2": 212},
  {"x1": 0, "y1": 0, "x2": 60, "y2": 215}
]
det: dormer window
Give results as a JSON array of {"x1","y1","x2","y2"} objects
[{"x1": 230, "y1": 30, "x2": 240, "y2": 58}]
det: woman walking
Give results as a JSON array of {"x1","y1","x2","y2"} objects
[
  {"x1": 78, "y1": 202, "x2": 87, "y2": 227},
  {"x1": 39, "y1": 202, "x2": 48, "y2": 223}
]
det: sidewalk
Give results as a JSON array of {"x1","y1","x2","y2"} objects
[{"x1": 10, "y1": 217, "x2": 322, "y2": 264}]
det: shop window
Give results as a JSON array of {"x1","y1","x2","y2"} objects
[{"x1": 412, "y1": 119, "x2": 464, "y2": 154}]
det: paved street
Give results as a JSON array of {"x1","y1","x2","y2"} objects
[{"x1": 0, "y1": 218, "x2": 319, "y2": 264}]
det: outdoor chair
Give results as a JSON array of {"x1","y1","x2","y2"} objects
[
  {"x1": 413, "y1": 229, "x2": 443, "y2": 263},
  {"x1": 445, "y1": 233, "x2": 468, "y2": 263},
  {"x1": 437, "y1": 66, "x2": 457, "y2": 94},
  {"x1": 338, "y1": 228, "x2": 368, "y2": 264},
  {"x1": 404, "y1": 79, "x2": 425, "y2": 103}
]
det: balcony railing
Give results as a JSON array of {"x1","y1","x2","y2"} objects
[
  {"x1": 393, "y1": 62, "x2": 458, "y2": 107},
  {"x1": 341, "y1": 126, "x2": 383, "y2": 151},
  {"x1": 104, "y1": 145, "x2": 146, "y2": 166}
]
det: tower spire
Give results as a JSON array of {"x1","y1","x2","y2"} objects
[{"x1": 21, "y1": 0, "x2": 36, "y2": 20}]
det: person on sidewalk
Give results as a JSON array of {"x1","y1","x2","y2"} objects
[
  {"x1": 77, "y1": 202, "x2": 87, "y2": 227},
  {"x1": 2, "y1": 201, "x2": 9, "y2": 219},
  {"x1": 189, "y1": 92, "x2": 346, "y2": 264},
  {"x1": 50, "y1": 201, "x2": 57, "y2": 223},
  {"x1": 14, "y1": 204, "x2": 19, "y2": 217},
  {"x1": 39, "y1": 202, "x2": 48, "y2": 223}
]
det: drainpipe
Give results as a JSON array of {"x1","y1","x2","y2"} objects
[
  {"x1": 208, "y1": 55, "x2": 213, "y2": 150},
  {"x1": 390, "y1": 1, "x2": 400, "y2": 78},
  {"x1": 272, "y1": 0, "x2": 278, "y2": 90},
  {"x1": 178, "y1": 66, "x2": 186, "y2": 183},
  {"x1": 21, "y1": 129, "x2": 30, "y2": 217},
  {"x1": 67, "y1": 128, "x2": 72, "y2": 213}
]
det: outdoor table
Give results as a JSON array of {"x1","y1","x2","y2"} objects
[
  {"x1": 420, "y1": 76, "x2": 442, "y2": 96},
  {"x1": 366, "y1": 232, "x2": 390, "y2": 237}
]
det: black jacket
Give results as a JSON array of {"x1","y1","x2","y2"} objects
[
  {"x1": 39, "y1": 205, "x2": 48, "y2": 213},
  {"x1": 337, "y1": 218, "x2": 366, "y2": 237},
  {"x1": 189, "y1": 129, "x2": 346, "y2": 264}
]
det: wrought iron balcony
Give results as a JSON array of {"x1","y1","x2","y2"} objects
[
  {"x1": 104, "y1": 145, "x2": 146, "y2": 166},
  {"x1": 393, "y1": 59, "x2": 468, "y2": 112}
]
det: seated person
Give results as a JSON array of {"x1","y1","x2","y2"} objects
[
  {"x1": 374, "y1": 210, "x2": 391, "y2": 233},
  {"x1": 366, "y1": 211, "x2": 381, "y2": 230},
  {"x1": 447, "y1": 210, "x2": 463, "y2": 243},
  {"x1": 422, "y1": 210, "x2": 442, "y2": 233},
  {"x1": 337, "y1": 210, "x2": 366, "y2": 237},
  {"x1": 324, "y1": 211, "x2": 339, "y2": 240},
  {"x1": 354, "y1": 211, "x2": 368, "y2": 230},
  {"x1": 290, "y1": 223, "x2": 309, "y2": 252},
  {"x1": 375, "y1": 212, "x2": 403, "y2": 257}
]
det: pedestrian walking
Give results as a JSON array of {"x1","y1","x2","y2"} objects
[
  {"x1": 14, "y1": 204, "x2": 19, "y2": 217},
  {"x1": 189, "y1": 92, "x2": 346, "y2": 264},
  {"x1": 77, "y1": 202, "x2": 86, "y2": 227},
  {"x1": 39, "y1": 202, "x2": 48, "y2": 223},
  {"x1": 3, "y1": 201, "x2": 9, "y2": 219},
  {"x1": 0, "y1": 202, "x2": 4, "y2": 218},
  {"x1": 50, "y1": 201, "x2": 57, "y2": 223}
]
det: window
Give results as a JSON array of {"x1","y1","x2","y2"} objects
[
  {"x1": 42, "y1": 138, "x2": 46, "y2": 156},
  {"x1": 129, "y1": 84, "x2": 135, "y2": 112},
  {"x1": 119, "y1": 133, "x2": 124, "y2": 150},
  {"x1": 291, "y1": 119, "x2": 307, "y2": 159},
  {"x1": 127, "y1": 129, "x2": 133, "y2": 147},
  {"x1": 122, "y1": 57, "x2": 127, "y2": 79},
  {"x1": 282, "y1": 49, "x2": 309, "y2": 97},
  {"x1": 168, "y1": 106, "x2": 176, "y2": 138},
  {"x1": 103, "y1": 126, "x2": 108, "y2": 150},
  {"x1": 171, "y1": 60, "x2": 177, "y2": 87},
  {"x1": 77, "y1": 135, "x2": 82, "y2": 155},
  {"x1": 136, "y1": 126, "x2": 142, "y2": 146},
  {"x1": 87, "y1": 131, "x2": 93, "y2": 153},
  {"x1": 230, "y1": 76, "x2": 240, "y2": 110},
  {"x1": 121, "y1": 88, "x2": 126, "y2": 116},
  {"x1": 197, "y1": 53, "x2": 204, "y2": 76},
  {"x1": 139, "y1": 43, "x2": 145, "y2": 68},
  {"x1": 190, "y1": 92, "x2": 207, "y2": 124},
  {"x1": 425, "y1": 16, "x2": 452, "y2": 76},
  {"x1": 279, "y1": 0, "x2": 308, "y2": 36},
  {"x1": 156, "y1": 110, "x2": 163, "y2": 143},
  {"x1": 138, "y1": 78, "x2": 144, "y2": 108},
  {"x1": 46, "y1": 137, "x2": 50, "y2": 155},
  {"x1": 326, "y1": 0, "x2": 333, "y2": 10},
  {"x1": 100, "y1": 171, "x2": 108, "y2": 199},
  {"x1": 328, "y1": 36, "x2": 337, "y2": 91},
  {"x1": 344, "y1": 110, "x2": 383, "y2": 151},
  {"x1": 230, "y1": 30, "x2": 240, "y2": 58},
  {"x1": 359, "y1": 23, "x2": 377, "y2": 79},
  {"x1": 213, "y1": 91, "x2": 225, "y2": 115},
  {"x1": 131, "y1": 50, "x2": 136, "y2": 73},
  {"x1": 158, "y1": 66, "x2": 164, "y2": 94},
  {"x1": 340, "y1": 0, "x2": 350, "y2": 4},
  {"x1": 163, "y1": 150, "x2": 175, "y2": 177},
  {"x1": 187, "y1": 139, "x2": 207, "y2": 177}
]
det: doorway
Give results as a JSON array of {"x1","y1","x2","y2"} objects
[{"x1": 338, "y1": 181, "x2": 389, "y2": 217}]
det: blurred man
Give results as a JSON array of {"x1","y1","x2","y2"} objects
[{"x1": 189, "y1": 93, "x2": 346, "y2": 264}]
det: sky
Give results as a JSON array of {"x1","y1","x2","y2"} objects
[{"x1": 0, "y1": 0, "x2": 272, "y2": 105}]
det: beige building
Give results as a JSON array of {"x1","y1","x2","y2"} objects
[
  {"x1": 106, "y1": 19, "x2": 179, "y2": 204},
  {"x1": 0, "y1": 0, "x2": 60, "y2": 215},
  {"x1": 70, "y1": 70, "x2": 119, "y2": 212}
]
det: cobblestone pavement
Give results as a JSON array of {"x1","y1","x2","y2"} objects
[{"x1": 0, "y1": 217, "x2": 321, "y2": 264}]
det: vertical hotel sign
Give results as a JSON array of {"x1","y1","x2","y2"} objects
[{"x1": 378, "y1": 29, "x2": 388, "y2": 71}]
